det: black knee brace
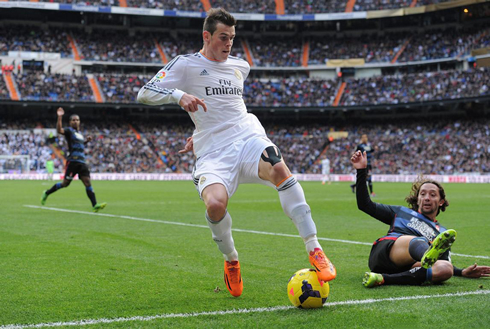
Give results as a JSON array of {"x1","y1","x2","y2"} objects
[{"x1": 261, "y1": 146, "x2": 282, "y2": 166}]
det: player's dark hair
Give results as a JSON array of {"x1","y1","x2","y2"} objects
[
  {"x1": 69, "y1": 114, "x2": 79, "y2": 121},
  {"x1": 405, "y1": 175, "x2": 449, "y2": 215},
  {"x1": 203, "y1": 8, "x2": 236, "y2": 35}
]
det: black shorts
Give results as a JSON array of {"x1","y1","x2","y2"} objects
[
  {"x1": 368, "y1": 237, "x2": 414, "y2": 274},
  {"x1": 64, "y1": 161, "x2": 90, "y2": 180}
]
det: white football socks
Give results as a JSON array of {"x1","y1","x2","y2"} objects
[
  {"x1": 304, "y1": 235, "x2": 321, "y2": 254},
  {"x1": 277, "y1": 176, "x2": 321, "y2": 253},
  {"x1": 206, "y1": 211, "x2": 238, "y2": 262}
]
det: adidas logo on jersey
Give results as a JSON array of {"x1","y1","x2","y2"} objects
[{"x1": 200, "y1": 69, "x2": 209, "y2": 76}]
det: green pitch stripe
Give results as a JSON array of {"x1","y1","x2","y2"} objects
[
  {"x1": 2, "y1": 290, "x2": 489, "y2": 329},
  {"x1": 25, "y1": 205, "x2": 490, "y2": 260}
]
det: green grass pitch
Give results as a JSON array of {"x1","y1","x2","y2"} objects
[{"x1": 1, "y1": 180, "x2": 489, "y2": 328}]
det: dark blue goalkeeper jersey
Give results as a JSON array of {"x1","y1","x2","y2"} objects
[{"x1": 64, "y1": 127, "x2": 86, "y2": 163}]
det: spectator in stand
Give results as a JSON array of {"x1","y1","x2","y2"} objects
[
  {"x1": 340, "y1": 68, "x2": 490, "y2": 106},
  {"x1": 9, "y1": 68, "x2": 485, "y2": 106},
  {"x1": 210, "y1": 0, "x2": 276, "y2": 13},
  {"x1": 16, "y1": 72, "x2": 93, "y2": 102},
  {"x1": 30, "y1": 0, "x2": 460, "y2": 12},
  {"x1": 2, "y1": 118, "x2": 489, "y2": 175},
  {"x1": 0, "y1": 25, "x2": 72, "y2": 57},
  {"x1": 96, "y1": 74, "x2": 148, "y2": 103},
  {"x1": 0, "y1": 72, "x2": 10, "y2": 99}
]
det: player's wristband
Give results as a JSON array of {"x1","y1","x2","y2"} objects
[{"x1": 453, "y1": 266, "x2": 463, "y2": 277}]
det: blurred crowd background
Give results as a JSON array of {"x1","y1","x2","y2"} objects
[
  {"x1": 1, "y1": 0, "x2": 489, "y2": 176},
  {"x1": 2, "y1": 117, "x2": 489, "y2": 175}
]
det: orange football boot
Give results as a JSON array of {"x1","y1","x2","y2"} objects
[
  {"x1": 224, "y1": 260, "x2": 243, "y2": 297},
  {"x1": 309, "y1": 248, "x2": 336, "y2": 282}
]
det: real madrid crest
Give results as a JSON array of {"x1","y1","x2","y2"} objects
[
  {"x1": 234, "y1": 69, "x2": 242, "y2": 80},
  {"x1": 199, "y1": 176, "x2": 207, "y2": 185}
]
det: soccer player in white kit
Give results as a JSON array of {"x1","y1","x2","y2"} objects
[
  {"x1": 321, "y1": 156, "x2": 331, "y2": 185},
  {"x1": 137, "y1": 8, "x2": 336, "y2": 297}
]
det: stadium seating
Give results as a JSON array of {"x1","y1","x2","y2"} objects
[
  {"x1": 1, "y1": 0, "x2": 489, "y2": 176},
  {"x1": 2, "y1": 24, "x2": 488, "y2": 65},
  {"x1": 2, "y1": 68, "x2": 488, "y2": 105},
  {"x1": 2, "y1": 118, "x2": 489, "y2": 174},
  {"x1": 24, "y1": 0, "x2": 460, "y2": 13}
]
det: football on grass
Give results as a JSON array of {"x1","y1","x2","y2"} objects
[{"x1": 287, "y1": 268, "x2": 329, "y2": 308}]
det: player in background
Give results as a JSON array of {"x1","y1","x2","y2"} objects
[
  {"x1": 350, "y1": 134, "x2": 376, "y2": 196},
  {"x1": 321, "y1": 155, "x2": 331, "y2": 185},
  {"x1": 41, "y1": 107, "x2": 107, "y2": 212},
  {"x1": 350, "y1": 150, "x2": 490, "y2": 287},
  {"x1": 138, "y1": 8, "x2": 336, "y2": 297},
  {"x1": 45, "y1": 155, "x2": 54, "y2": 180}
]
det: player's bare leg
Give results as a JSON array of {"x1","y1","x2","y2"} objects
[{"x1": 203, "y1": 183, "x2": 242, "y2": 297}]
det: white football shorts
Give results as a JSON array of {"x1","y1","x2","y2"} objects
[{"x1": 192, "y1": 136, "x2": 277, "y2": 198}]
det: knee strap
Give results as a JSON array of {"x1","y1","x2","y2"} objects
[{"x1": 261, "y1": 146, "x2": 282, "y2": 166}]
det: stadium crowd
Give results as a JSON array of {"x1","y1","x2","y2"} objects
[
  {"x1": 72, "y1": 30, "x2": 162, "y2": 63},
  {"x1": 324, "y1": 119, "x2": 490, "y2": 175},
  {"x1": 15, "y1": 72, "x2": 93, "y2": 102},
  {"x1": 0, "y1": 72, "x2": 9, "y2": 100},
  {"x1": 0, "y1": 25, "x2": 72, "y2": 58},
  {"x1": 3, "y1": 68, "x2": 488, "y2": 106},
  {"x1": 2, "y1": 25, "x2": 489, "y2": 65},
  {"x1": 126, "y1": 0, "x2": 204, "y2": 11},
  {"x1": 22, "y1": 0, "x2": 456, "y2": 12},
  {"x1": 95, "y1": 74, "x2": 146, "y2": 103},
  {"x1": 243, "y1": 77, "x2": 337, "y2": 107},
  {"x1": 1, "y1": 118, "x2": 489, "y2": 175},
  {"x1": 0, "y1": 128, "x2": 57, "y2": 173},
  {"x1": 339, "y1": 68, "x2": 490, "y2": 106},
  {"x1": 308, "y1": 33, "x2": 404, "y2": 65},
  {"x1": 352, "y1": 0, "x2": 453, "y2": 12},
  {"x1": 1, "y1": 1, "x2": 489, "y2": 176}
]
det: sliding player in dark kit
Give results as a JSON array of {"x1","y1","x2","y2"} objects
[{"x1": 350, "y1": 150, "x2": 490, "y2": 287}]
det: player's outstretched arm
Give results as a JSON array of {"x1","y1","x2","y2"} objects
[
  {"x1": 56, "y1": 107, "x2": 65, "y2": 135},
  {"x1": 351, "y1": 150, "x2": 393, "y2": 224},
  {"x1": 462, "y1": 263, "x2": 490, "y2": 278},
  {"x1": 352, "y1": 150, "x2": 376, "y2": 215}
]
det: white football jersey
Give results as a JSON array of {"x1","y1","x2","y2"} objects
[
  {"x1": 137, "y1": 51, "x2": 267, "y2": 158},
  {"x1": 321, "y1": 158, "x2": 330, "y2": 174}
]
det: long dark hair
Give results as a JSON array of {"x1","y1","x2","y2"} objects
[{"x1": 405, "y1": 175, "x2": 449, "y2": 215}]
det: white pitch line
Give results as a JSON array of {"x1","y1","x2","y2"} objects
[
  {"x1": 1, "y1": 290, "x2": 489, "y2": 329},
  {"x1": 24, "y1": 205, "x2": 490, "y2": 260}
]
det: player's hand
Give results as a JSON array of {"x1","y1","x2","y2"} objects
[
  {"x1": 178, "y1": 136, "x2": 194, "y2": 154},
  {"x1": 350, "y1": 150, "x2": 367, "y2": 169},
  {"x1": 57, "y1": 107, "x2": 64, "y2": 116},
  {"x1": 462, "y1": 263, "x2": 490, "y2": 278},
  {"x1": 179, "y1": 93, "x2": 207, "y2": 113},
  {"x1": 86, "y1": 136, "x2": 93, "y2": 143}
]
